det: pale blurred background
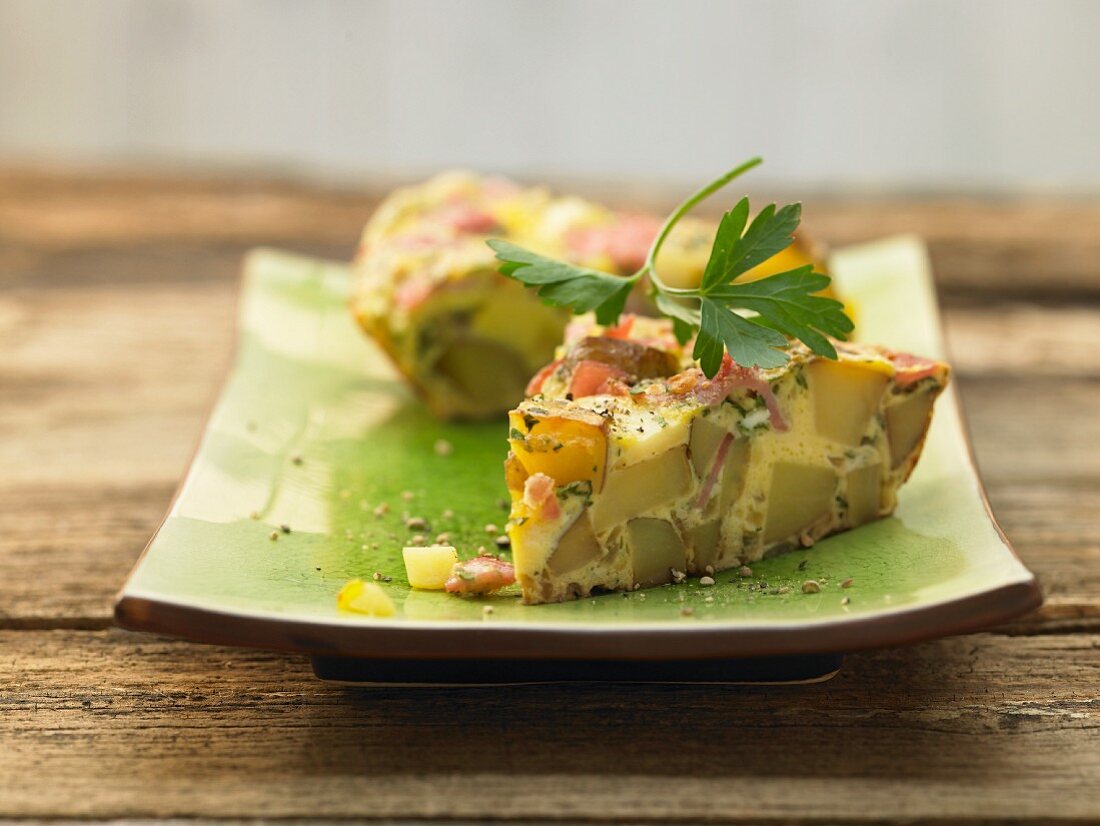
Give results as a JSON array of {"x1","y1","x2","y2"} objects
[{"x1": 1, "y1": 0, "x2": 1098, "y2": 192}]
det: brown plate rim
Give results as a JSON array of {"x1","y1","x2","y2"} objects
[{"x1": 115, "y1": 576, "x2": 1040, "y2": 660}]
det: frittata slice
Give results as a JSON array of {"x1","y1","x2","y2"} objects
[
  {"x1": 504, "y1": 316, "x2": 949, "y2": 604},
  {"x1": 350, "y1": 172, "x2": 823, "y2": 419}
]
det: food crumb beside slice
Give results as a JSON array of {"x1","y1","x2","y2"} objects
[
  {"x1": 504, "y1": 314, "x2": 950, "y2": 604},
  {"x1": 402, "y1": 545, "x2": 459, "y2": 590},
  {"x1": 337, "y1": 579, "x2": 397, "y2": 617}
]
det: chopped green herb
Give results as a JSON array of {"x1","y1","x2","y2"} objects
[{"x1": 556, "y1": 480, "x2": 594, "y2": 504}]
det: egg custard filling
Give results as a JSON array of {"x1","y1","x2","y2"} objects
[
  {"x1": 351, "y1": 171, "x2": 822, "y2": 419},
  {"x1": 504, "y1": 315, "x2": 949, "y2": 604}
]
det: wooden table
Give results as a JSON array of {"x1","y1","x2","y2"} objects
[{"x1": 2, "y1": 168, "x2": 1099, "y2": 824}]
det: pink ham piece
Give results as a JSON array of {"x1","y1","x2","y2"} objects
[
  {"x1": 695, "y1": 431, "x2": 734, "y2": 509},
  {"x1": 656, "y1": 356, "x2": 789, "y2": 432},
  {"x1": 393, "y1": 276, "x2": 434, "y2": 312},
  {"x1": 526, "y1": 359, "x2": 561, "y2": 396},
  {"x1": 569, "y1": 360, "x2": 630, "y2": 399},
  {"x1": 565, "y1": 214, "x2": 661, "y2": 272},
  {"x1": 603, "y1": 315, "x2": 636, "y2": 340},
  {"x1": 889, "y1": 351, "x2": 941, "y2": 386},
  {"x1": 445, "y1": 556, "x2": 517, "y2": 596},
  {"x1": 390, "y1": 233, "x2": 442, "y2": 251},
  {"x1": 438, "y1": 204, "x2": 499, "y2": 234},
  {"x1": 522, "y1": 472, "x2": 561, "y2": 521}
]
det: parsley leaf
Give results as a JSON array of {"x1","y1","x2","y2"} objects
[
  {"x1": 701, "y1": 202, "x2": 801, "y2": 291},
  {"x1": 487, "y1": 240, "x2": 636, "y2": 324},
  {"x1": 698, "y1": 197, "x2": 750, "y2": 292},
  {"x1": 707, "y1": 266, "x2": 854, "y2": 358},
  {"x1": 695, "y1": 298, "x2": 789, "y2": 376},
  {"x1": 487, "y1": 158, "x2": 854, "y2": 377}
]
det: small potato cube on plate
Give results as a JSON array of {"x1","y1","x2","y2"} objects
[
  {"x1": 403, "y1": 545, "x2": 459, "y2": 590},
  {"x1": 337, "y1": 579, "x2": 396, "y2": 617}
]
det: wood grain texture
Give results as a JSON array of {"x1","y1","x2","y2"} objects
[
  {"x1": 1, "y1": 169, "x2": 1098, "y2": 823},
  {"x1": 3, "y1": 629, "x2": 1099, "y2": 823}
]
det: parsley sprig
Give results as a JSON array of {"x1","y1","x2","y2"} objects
[{"x1": 487, "y1": 157, "x2": 853, "y2": 377}]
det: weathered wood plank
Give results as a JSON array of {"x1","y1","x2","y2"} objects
[
  {"x1": 962, "y1": 375, "x2": 1100, "y2": 483},
  {"x1": 0, "y1": 167, "x2": 376, "y2": 249},
  {"x1": 987, "y1": 479, "x2": 1100, "y2": 631},
  {"x1": 944, "y1": 303, "x2": 1100, "y2": 379},
  {"x1": 2, "y1": 167, "x2": 1099, "y2": 296},
  {"x1": 2, "y1": 629, "x2": 1098, "y2": 822},
  {"x1": 0, "y1": 483, "x2": 172, "y2": 628},
  {"x1": 806, "y1": 197, "x2": 1100, "y2": 298},
  {"x1": 0, "y1": 241, "x2": 352, "y2": 290},
  {"x1": 0, "y1": 282, "x2": 233, "y2": 488}
]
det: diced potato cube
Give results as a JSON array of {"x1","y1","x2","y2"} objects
[
  {"x1": 689, "y1": 415, "x2": 727, "y2": 478},
  {"x1": 886, "y1": 391, "x2": 936, "y2": 469},
  {"x1": 336, "y1": 579, "x2": 396, "y2": 617},
  {"x1": 689, "y1": 519, "x2": 722, "y2": 572},
  {"x1": 807, "y1": 359, "x2": 888, "y2": 446},
  {"x1": 763, "y1": 463, "x2": 838, "y2": 543},
  {"x1": 547, "y1": 510, "x2": 602, "y2": 575},
  {"x1": 845, "y1": 463, "x2": 882, "y2": 527},
  {"x1": 628, "y1": 518, "x2": 688, "y2": 587},
  {"x1": 589, "y1": 446, "x2": 693, "y2": 534},
  {"x1": 508, "y1": 402, "x2": 608, "y2": 491},
  {"x1": 402, "y1": 545, "x2": 459, "y2": 590},
  {"x1": 719, "y1": 438, "x2": 751, "y2": 513}
]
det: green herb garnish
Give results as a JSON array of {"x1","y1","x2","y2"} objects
[
  {"x1": 556, "y1": 480, "x2": 594, "y2": 504},
  {"x1": 488, "y1": 157, "x2": 853, "y2": 377}
]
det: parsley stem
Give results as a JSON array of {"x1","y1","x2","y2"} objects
[
  {"x1": 643, "y1": 156, "x2": 763, "y2": 293},
  {"x1": 489, "y1": 156, "x2": 852, "y2": 373}
]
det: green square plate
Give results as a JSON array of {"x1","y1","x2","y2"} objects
[{"x1": 115, "y1": 235, "x2": 1041, "y2": 682}]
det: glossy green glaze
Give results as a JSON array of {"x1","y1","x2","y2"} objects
[{"x1": 122, "y1": 238, "x2": 1036, "y2": 634}]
